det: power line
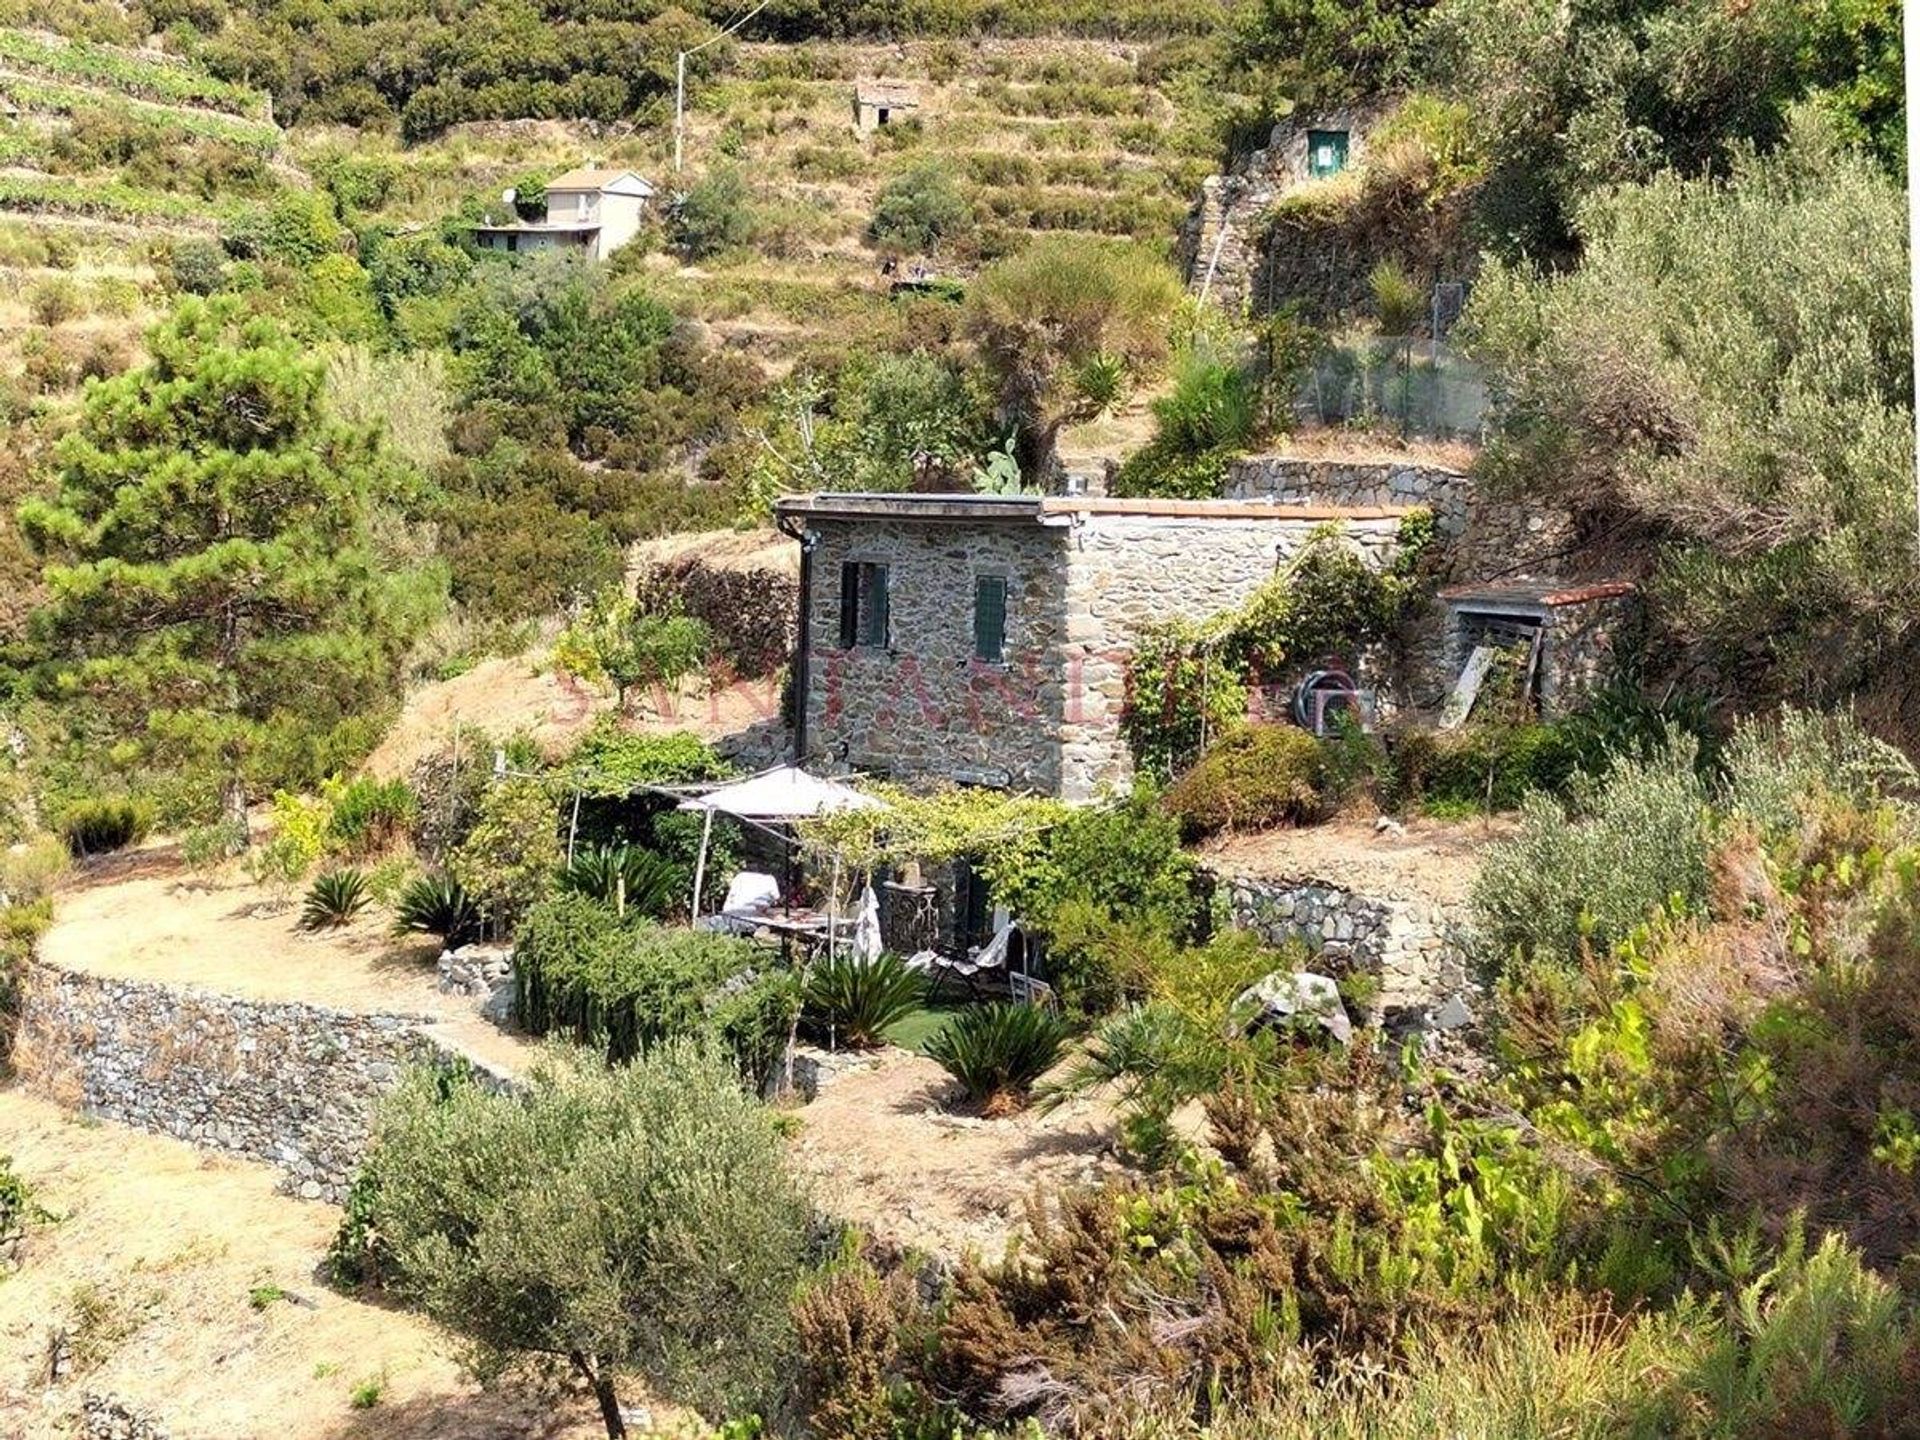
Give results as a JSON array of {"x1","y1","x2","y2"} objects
[{"x1": 675, "y1": 0, "x2": 771, "y2": 175}]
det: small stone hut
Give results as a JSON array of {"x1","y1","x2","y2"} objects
[{"x1": 853, "y1": 81, "x2": 920, "y2": 134}]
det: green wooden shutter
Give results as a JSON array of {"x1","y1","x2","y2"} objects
[
  {"x1": 838, "y1": 562, "x2": 859, "y2": 649},
  {"x1": 974, "y1": 576, "x2": 1007, "y2": 662},
  {"x1": 860, "y1": 564, "x2": 890, "y2": 648}
]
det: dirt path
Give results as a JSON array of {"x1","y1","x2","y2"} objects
[
  {"x1": 787, "y1": 1048, "x2": 1122, "y2": 1262},
  {"x1": 0, "y1": 1091, "x2": 602, "y2": 1440}
]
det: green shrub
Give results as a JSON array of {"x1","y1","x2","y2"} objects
[
  {"x1": 0, "y1": 836, "x2": 69, "y2": 905},
  {"x1": 392, "y1": 873, "x2": 480, "y2": 947},
  {"x1": 302, "y1": 867, "x2": 372, "y2": 930},
  {"x1": 326, "y1": 776, "x2": 418, "y2": 856},
  {"x1": 986, "y1": 790, "x2": 1200, "y2": 943},
  {"x1": 513, "y1": 895, "x2": 797, "y2": 1085},
  {"x1": 28, "y1": 276, "x2": 84, "y2": 325},
  {"x1": 448, "y1": 777, "x2": 561, "y2": 934},
  {"x1": 58, "y1": 798, "x2": 149, "y2": 858},
  {"x1": 0, "y1": 1151, "x2": 45, "y2": 1250},
  {"x1": 672, "y1": 167, "x2": 753, "y2": 259},
  {"x1": 869, "y1": 160, "x2": 972, "y2": 254},
  {"x1": 361, "y1": 1043, "x2": 809, "y2": 1425},
  {"x1": 178, "y1": 817, "x2": 248, "y2": 867},
  {"x1": 802, "y1": 952, "x2": 926, "y2": 1050},
  {"x1": 925, "y1": 1001, "x2": 1068, "y2": 1109},
  {"x1": 1369, "y1": 258, "x2": 1423, "y2": 334},
  {"x1": 1165, "y1": 724, "x2": 1329, "y2": 836},
  {"x1": 1390, "y1": 722, "x2": 1581, "y2": 815},
  {"x1": 557, "y1": 845, "x2": 680, "y2": 918},
  {"x1": 1471, "y1": 734, "x2": 1710, "y2": 975},
  {"x1": 1653, "y1": 1229, "x2": 1920, "y2": 1434}
]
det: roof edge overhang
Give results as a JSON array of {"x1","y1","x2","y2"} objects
[{"x1": 773, "y1": 492, "x2": 1418, "y2": 526}]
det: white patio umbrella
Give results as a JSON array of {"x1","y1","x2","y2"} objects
[{"x1": 676, "y1": 765, "x2": 884, "y2": 917}]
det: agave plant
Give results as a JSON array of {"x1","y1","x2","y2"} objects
[
  {"x1": 557, "y1": 844, "x2": 680, "y2": 917},
  {"x1": 301, "y1": 866, "x2": 372, "y2": 931},
  {"x1": 392, "y1": 872, "x2": 481, "y2": 946},
  {"x1": 925, "y1": 1002, "x2": 1069, "y2": 1111},
  {"x1": 802, "y1": 952, "x2": 926, "y2": 1050}
]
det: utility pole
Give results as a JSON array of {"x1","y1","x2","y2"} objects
[
  {"x1": 674, "y1": 0, "x2": 771, "y2": 176},
  {"x1": 1907, "y1": 0, "x2": 1920, "y2": 541}
]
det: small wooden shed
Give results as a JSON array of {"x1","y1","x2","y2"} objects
[{"x1": 853, "y1": 81, "x2": 920, "y2": 135}]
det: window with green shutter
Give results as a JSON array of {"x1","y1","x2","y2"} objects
[
  {"x1": 973, "y1": 575, "x2": 1007, "y2": 663},
  {"x1": 839, "y1": 561, "x2": 891, "y2": 649}
]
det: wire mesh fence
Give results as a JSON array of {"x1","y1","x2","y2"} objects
[{"x1": 1292, "y1": 336, "x2": 1489, "y2": 441}]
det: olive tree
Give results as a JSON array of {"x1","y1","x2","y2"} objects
[
  {"x1": 965, "y1": 236, "x2": 1181, "y2": 484},
  {"x1": 363, "y1": 1041, "x2": 811, "y2": 1436}
]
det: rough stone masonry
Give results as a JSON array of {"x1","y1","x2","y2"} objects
[
  {"x1": 17, "y1": 961, "x2": 496, "y2": 1203},
  {"x1": 781, "y1": 494, "x2": 1413, "y2": 802}
]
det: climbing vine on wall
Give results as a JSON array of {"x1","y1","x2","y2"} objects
[{"x1": 1123, "y1": 511, "x2": 1435, "y2": 780}]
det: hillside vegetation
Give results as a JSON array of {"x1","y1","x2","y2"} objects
[{"x1": 0, "y1": 2, "x2": 1912, "y2": 1435}]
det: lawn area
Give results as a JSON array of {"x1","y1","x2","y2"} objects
[{"x1": 884, "y1": 998, "x2": 969, "y2": 1053}]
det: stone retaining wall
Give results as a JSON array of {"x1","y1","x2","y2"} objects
[
  {"x1": 1218, "y1": 871, "x2": 1476, "y2": 1037},
  {"x1": 18, "y1": 962, "x2": 504, "y2": 1203}
]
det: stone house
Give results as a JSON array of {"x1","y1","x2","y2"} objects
[
  {"x1": 470, "y1": 166, "x2": 656, "y2": 261},
  {"x1": 853, "y1": 81, "x2": 920, "y2": 134},
  {"x1": 772, "y1": 492, "x2": 1415, "y2": 802}
]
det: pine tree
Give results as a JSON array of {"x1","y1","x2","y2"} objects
[{"x1": 19, "y1": 298, "x2": 444, "y2": 827}]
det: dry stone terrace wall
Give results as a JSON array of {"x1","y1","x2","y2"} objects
[
  {"x1": 1220, "y1": 871, "x2": 1477, "y2": 1037},
  {"x1": 18, "y1": 961, "x2": 508, "y2": 1203},
  {"x1": 801, "y1": 510, "x2": 1409, "y2": 802}
]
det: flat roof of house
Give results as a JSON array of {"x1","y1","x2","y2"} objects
[
  {"x1": 1440, "y1": 579, "x2": 1637, "y2": 608},
  {"x1": 774, "y1": 492, "x2": 1415, "y2": 524},
  {"x1": 470, "y1": 220, "x2": 602, "y2": 235},
  {"x1": 855, "y1": 81, "x2": 920, "y2": 107}
]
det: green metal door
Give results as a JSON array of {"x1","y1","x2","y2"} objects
[{"x1": 1307, "y1": 129, "x2": 1349, "y2": 179}]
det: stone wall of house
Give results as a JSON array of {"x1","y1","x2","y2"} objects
[
  {"x1": 17, "y1": 962, "x2": 508, "y2": 1203},
  {"x1": 1219, "y1": 871, "x2": 1477, "y2": 1037},
  {"x1": 800, "y1": 515, "x2": 1073, "y2": 793},
  {"x1": 1059, "y1": 511, "x2": 1406, "y2": 799},
  {"x1": 1539, "y1": 591, "x2": 1634, "y2": 714},
  {"x1": 1226, "y1": 456, "x2": 1599, "y2": 714}
]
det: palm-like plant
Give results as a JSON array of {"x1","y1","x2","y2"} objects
[
  {"x1": 302, "y1": 867, "x2": 372, "y2": 930},
  {"x1": 925, "y1": 1001, "x2": 1069, "y2": 1111},
  {"x1": 392, "y1": 872, "x2": 481, "y2": 947},
  {"x1": 557, "y1": 845, "x2": 679, "y2": 918},
  {"x1": 802, "y1": 952, "x2": 926, "y2": 1050}
]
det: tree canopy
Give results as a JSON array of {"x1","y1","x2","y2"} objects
[
  {"x1": 362, "y1": 1041, "x2": 811, "y2": 1438},
  {"x1": 1463, "y1": 115, "x2": 1915, "y2": 716},
  {"x1": 964, "y1": 237, "x2": 1181, "y2": 483},
  {"x1": 18, "y1": 299, "x2": 445, "y2": 818}
]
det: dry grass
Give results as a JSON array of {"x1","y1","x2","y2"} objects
[{"x1": 0, "y1": 1090, "x2": 606, "y2": 1439}]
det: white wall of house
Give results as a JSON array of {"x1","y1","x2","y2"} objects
[{"x1": 548, "y1": 177, "x2": 651, "y2": 260}]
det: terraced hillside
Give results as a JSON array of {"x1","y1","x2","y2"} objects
[
  {"x1": 0, "y1": 28, "x2": 284, "y2": 387},
  {"x1": 293, "y1": 37, "x2": 1224, "y2": 380}
]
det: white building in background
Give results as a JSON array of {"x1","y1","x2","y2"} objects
[{"x1": 470, "y1": 166, "x2": 656, "y2": 261}]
